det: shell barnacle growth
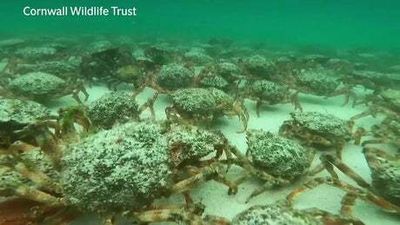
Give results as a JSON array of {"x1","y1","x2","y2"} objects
[
  {"x1": 166, "y1": 87, "x2": 249, "y2": 132},
  {"x1": 0, "y1": 120, "x2": 234, "y2": 224},
  {"x1": 225, "y1": 130, "x2": 314, "y2": 201},
  {"x1": 7, "y1": 72, "x2": 88, "y2": 104}
]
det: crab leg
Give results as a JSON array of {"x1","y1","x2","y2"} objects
[
  {"x1": 352, "y1": 127, "x2": 366, "y2": 145},
  {"x1": 290, "y1": 91, "x2": 302, "y2": 111},
  {"x1": 132, "y1": 83, "x2": 146, "y2": 98},
  {"x1": 287, "y1": 177, "x2": 400, "y2": 214},
  {"x1": 364, "y1": 146, "x2": 397, "y2": 160},
  {"x1": 350, "y1": 106, "x2": 380, "y2": 121},
  {"x1": 302, "y1": 207, "x2": 366, "y2": 225},
  {"x1": 336, "y1": 180, "x2": 400, "y2": 214},
  {"x1": 130, "y1": 204, "x2": 204, "y2": 225},
  {"x1": 71, "y1": 91, "x2": 83, "y2": 104},
  {"x1": 132, "y1": 205, "x2": 231, "y2": 225},
  {"x1": 0, "y1": 198, "x2": 67, "y2": 225},
  {"x1": 14, "y1": 123, "x2": 63, "y2": 168},
  {"x1": 6, "y1": 145, "x2": 61, "y2": 193},
  {"x1": 329, "y1": 86, "x2": 356, "y2": 106},
  {"x1": 286, "y1": 177, "x2": 326, "y2": 204},
  {"x1": 80, "y1": 85, "x2": 90, "y2": 101},
  {"x1": 13, "y1": 163, "x2": 61, "y2": 193},
  {"x1": 255, "y1": 99, "x2": 263, "y2": 117},
  {"x1": 40, "y1": 207, "x2": 81, "y2": 225},
  {"x1": 170, "y1": 162, "x2": 235, "y2": 194},
  {"x1": 307, "y1": 154, "x2": 340, "y2": 179},
  {"x1": 138, "y1": 92, "x2": 159, "y2": 120},
  {"x1": 13, "y1": 185, "x2": 64, "y2": 207},
  {"x1": 320, "y1": 154, "x2": 371, "y2": 189},
  {"x1": 202, "y1": 215, "x2": 231, "y2": 225},
  {"x1": 245, "y1": 183, "x2": 276, "y2": 203},
  {"x1": 340, "y1": 192, "x2": 358, "y2": 217}
]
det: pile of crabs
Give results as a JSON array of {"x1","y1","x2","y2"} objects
[{"x1": 0, "y1": 36, "x2": 399, "y2": 225}]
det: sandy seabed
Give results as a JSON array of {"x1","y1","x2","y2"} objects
[{"x1": 47, "y1": 84, "x2": 399, "y2": 225}]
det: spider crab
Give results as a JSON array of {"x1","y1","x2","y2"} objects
[
  {"x1": 0, "y1": 120, "x2": 235, "y2": 225},
  {"x1": 279, "y1": 111, "x2": 365, "y2": 160},
  {"x1": 240, "y1": 79, "x2": 299, "y2": 116},
  {"x1": 7, "y1": 72, "x2": 89, "y2": 104},
  {"x1": 287, "y1": 68, "x2": 356, "y2": 110},
  {"x1": 224, "y1": 130, "x2": 314, "y2": 201},
  {"x1": 166, "y1": 88, "x2": 249, "y2": 132}
]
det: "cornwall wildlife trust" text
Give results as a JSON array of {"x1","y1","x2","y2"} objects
[{"x1": 23, "y1": 6, "x2": 137, "y2": 17}]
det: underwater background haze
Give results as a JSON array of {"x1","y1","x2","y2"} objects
[{"x1": 1, "y1": 0, "x2": 400, "y2": 50}]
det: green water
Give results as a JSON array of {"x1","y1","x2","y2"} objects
[{"x1": 1, "y1": 0, "x2": 400, "y2": 50}]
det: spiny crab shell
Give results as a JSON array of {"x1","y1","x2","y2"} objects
[
  {"x1": 364, "y1": 148, "x2": 400, "y2": 205},
  {"x1": 279, "y1": 111, "x2": 353, "y2": 149},
  {"x1": 0, "y1": 147, "x2": 57, "y2": 186},
  {"x1": 61, "y1": 120, "x2": 229, "y2": 213},
  {"x1": 61, "y1": 121, "x2": 172, "y2": 213},
  {"x1": 367, "y1": 115, "x2": 400, "y2": 146},
  {"x1": 242, "y1": 55, "x2": 275, "y2": 78},
  {"x1": 15, "y1": 46, "x2": 58, "y2": 61},
  {"x1": 156, "y1": 63, "x2": 195, "y2": 90},
  {"x1": 295, "y1": 69, "x2": 341, "y2": 95},
  {"x1": 216, "y1": 62, "x2": 242, "y2": 82},
  {"x1": 170, "y1": 88, "x2": 218, "y2": 116},
  {"x1": 166, "y1": 123, "x2": 227, "y2": 167},
  {"x1": 0, "y1": 98, "x2": 50, "y2": 126},
  {"x1": 169, "y1": 87, "x2": 246, "y2": 130},
  {"x1": 232, "y1": 204, "x2": 321, "y2": 225},
  {"x1": 8, "y1": 72, "x2": 66, "y2": 100},
  {"x1": 242, "y1": 79, "x2": 290, "y2": 104},
  {"x1": 231, "y1": 202, "x2": 363, "y2": 225},
  {"x1": 246, "y1": 130, "x2": 313, "y2": 179},
  {"x1": 87, "y1": 91, "x2": 140, "y2": 129},
  {"x1": 208, "y1": 87, "x2": 237, "y2": 106},
  {"x1": 0, "y1": 98, "x2": 50, "y2": 146}
]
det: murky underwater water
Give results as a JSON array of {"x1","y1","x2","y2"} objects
[{"x1": 0, "y1": 1, "x2": 399, "y2": 225}]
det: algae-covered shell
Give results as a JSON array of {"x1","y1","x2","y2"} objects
[
  {"x1": 246, "y1": 130, "x2": 312, "y2": 179},
  {"x1": 88, "y1": 91, "x2": 140, "y2": 129},
  {"x1": 243, "y1": 55, "x2": 275, "y2": 77},
  {"x1": 245, "y1": 80, "x2": 289, "y2": 103},
  {"x1": 184, "y1": 48, "x2": 213, "y2": 64},
  {"x1": 289, "y1": 111, "x2": 351, "y2": 138},
  {"x1": 167, "y1": 124, "x2": 225, "y2": 166},
  {"x1": 61, "y1": 121, "x2": 172, "y2": 213},
  {"x1": 171, "y1": 88, "x2": 217, "y2": 114},
  {"x1": 232, "y1": 204, "x2": 321, "y2": 225},
  {"x1": 208, "y1": 87, "x2": 234, "y2": 105},
  {"x1": 296, "y1": 69, "x2": 339, "y2": 95},
  {"x1": 199, "y1": 75, "x2": 229, "y2": 90},
  {"x1": 157, "y1": 63, "x2": 195, "y2": 90},
  {"x1": 0, "y1": 166, "x2": 26, "y2": 196},
  {"x1": 14, "y1": 58, "x2": 81, "y2": 79},
  {"x1": 366, "y1": 153, "x2": 400, "y2": 205},
  {"x1": 15, "y1": 46, "x2": 58, "y2": 60},
  {"x1": 0, "y1": 98, "x2": 50, "y2": 127},
  {"x1": 217, "y1": 62, "x2": 242, "y2": 80},
  {"x1": 20, "y1": 149, "x2": 59, "y2": 180},
  {"x1": 8, "y1": 72, "x2": 66, "y2": 100}
]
